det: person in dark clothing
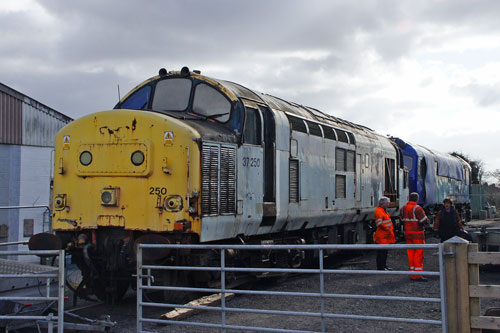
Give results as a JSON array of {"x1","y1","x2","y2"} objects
[{"x1": 433, "y1": 198, "x2": 463, "y2": 242}]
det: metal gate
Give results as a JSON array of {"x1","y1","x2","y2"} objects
[
  {"x1": 137, "y1": 243, "x2": 447, "y2": 332},
  {"x1": 0, "y1": 247, "x2": 65, "y2": 332}
]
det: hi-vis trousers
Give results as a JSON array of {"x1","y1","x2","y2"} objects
[{"x1": 405, "y1": 231, "x2": 425, "y2": 279}]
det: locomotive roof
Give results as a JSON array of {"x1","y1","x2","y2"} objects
[
  {"x1": 122, "y1": 69, "x2": 376, "y2": 138},
  {"x1": 216, "y1": 79, "x2": 374, "y2": 134}
]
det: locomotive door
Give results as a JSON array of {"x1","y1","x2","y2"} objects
[
  {"x1": 356, "y1": 153, "x2": 362, "y2": 203},
  {"x1": 259, "y1": 105, "x2": 276, "y2": 226},
  {"x1": 239, "y1": 106, "x2": 265, "y2": 231}
]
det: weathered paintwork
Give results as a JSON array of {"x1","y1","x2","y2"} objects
[{"x1": 52, "y1": 110, "x2": 202, "y2": 234}]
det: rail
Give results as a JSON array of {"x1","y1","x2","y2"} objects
[
  {"x1": 0, "y1": 205, "x2": 52, "y2": 233},
  {"x1": 137, "y1": 243, "x2": 447, "y2": 333},
  {"x1": 0, "y1": 247, "x2": 65, "y2": 333}
]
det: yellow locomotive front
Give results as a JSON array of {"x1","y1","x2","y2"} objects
[
  {"x1": 52, "y1": 109, "x2": 201, "y2": 235},
  {"x1": 50, "y1": 110, "x2": 202, "y2": 301},
  {"x1": 29, "y1": 67, "x2": 243, "y2": 301}
]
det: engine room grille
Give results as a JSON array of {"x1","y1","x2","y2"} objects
[
  {"x1": 201, "y1": 144, "x2": 236, "y2": 216},
  {"x1": 289, "y1": 159, "x2": 299, "y2": 202},
  {"x1": 219, "y1": 146, "x2": 236, "y2": 214}
]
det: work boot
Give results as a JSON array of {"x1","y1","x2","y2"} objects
[{"x1": 411, "y1": 277, "x2": 428, "y2": 282}]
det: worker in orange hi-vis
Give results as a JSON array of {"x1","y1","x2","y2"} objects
[
  {"x1": 401, "y1": 192, "x2": 429, "y2": 282},
  {"x1": 374, "y1": 196, "x2": 395, "y2": 270}
]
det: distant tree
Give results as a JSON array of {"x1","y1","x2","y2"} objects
[
  {"x1": 451, "y1": 152, "x2": 485, "y2": 184},
  {"x1": 486, "y1": 169, "x2": 500, "y2": 184}
]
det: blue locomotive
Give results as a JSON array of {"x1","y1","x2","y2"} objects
[{"x1": 392, "y1": 137, "x2": 471, "y2": 221}]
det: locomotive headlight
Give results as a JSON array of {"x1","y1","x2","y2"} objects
[
  {"x1": 79, "y1": 151, "x2": 92, "y2": 166},
  {"x1": 163, "y1": 195, "x2": 183, "y2": 212},
  {"x1": 101, "y1": 188, "x2": 119, "y2": 206},
  {"x1": 131, "y1": 150, "x2": 145, "y2": 166},
  {"x1": 54, "y1": 194, "x2": 67, "y2": 210}
]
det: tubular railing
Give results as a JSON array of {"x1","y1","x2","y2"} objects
[
  {"x1": 0, "y1": 248, "x2": 65, "y2": 333},
  {"x1": 137, "y1": 243, "x2": 447, "y2": 333}
]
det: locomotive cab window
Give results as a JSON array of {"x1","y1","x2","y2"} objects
[
  {"x1": 152, "y1": 78, "x2": 192, "y2": 111},
  {"x1": 403, "y1": 155, "x2": 413, "y2": 171},
  {"x1": 243, "y1": 107, "x2": 262, "y2": 145},
  {"x1": 118, "y1": 85, "x2": 151, "y2": 110},
  {"x1": 192, "y1": 83, "x2": 231, "y2": 122}
]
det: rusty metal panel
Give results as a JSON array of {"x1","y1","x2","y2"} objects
[
  {"x1": 22, "y1": 100, "x2": 71, "y2": 147},
  {"x1": 0, "y1": 87, "x2": 23, "y2": 145},
  {"x1": 0, "y1": 82, "x2": 72, "y2": 147}
]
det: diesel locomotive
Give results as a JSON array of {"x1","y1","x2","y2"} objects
[{"x1": 29, "y1": 67, "x2": 471, "y2": 301}]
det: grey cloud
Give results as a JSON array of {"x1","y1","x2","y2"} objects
[
  {"x1": 2, "y1": 68, "x2": 126, "y2": 118},
  {"x1": 453, "y1": 83, "x2": 500, "y2": 107}
]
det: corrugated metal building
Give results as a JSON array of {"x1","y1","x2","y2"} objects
[{"x1": 0, "y1": 82, "x2": 72, "y2": 257}]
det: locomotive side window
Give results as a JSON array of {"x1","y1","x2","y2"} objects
[
  {"x1": 192, "y1": 83, "x2": 231, "y2": 122},
  {"x1": 384, "y1": 158, "x2": 396, "y2": 201},
  {"x1": 118, "y1": 85, "x2": 151, "y2": 110},
  {"x1": 365, "y1": 153, "x2": 370, "y2": 168},
  {"x1": 306, "y1": 121, "x2": 322, "y2": 137},
  {"x1": 336, "y1": 129, "x2": 349, "y2": 143},
  {"x1": 347, "y1": 132, "x2": 356, "y2": 145},
  {"x1": 152, "y1": 78, "x2": 192, "y2": 111},
  {"x1": 287, "y1": 115, "x2": 307, "y2": 133},
  {"x1": 243, "y1": 107, "x2": 262, "y2": 145},
  {"x1": 323, "y1": 126, "x2": 337, "y2": 140}
]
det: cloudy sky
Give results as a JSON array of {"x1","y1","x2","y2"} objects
[{"x1": 1, "y1": 0, "x2": 499, "y2": 176}]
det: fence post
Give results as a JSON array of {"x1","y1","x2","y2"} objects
[
  {"x1": 444, "y1": 236, "x2": 470, "y2": 333},
  {"x1": 468, "y1": 243, "x2": 481, "y2": 333}
]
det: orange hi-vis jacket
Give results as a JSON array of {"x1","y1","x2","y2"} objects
[
  {"x1": 401, "y1": 201, "x2": 428, "y2": 241},
  {"x1": 374, "y1": 206, "x2": 395, "y2": 244}
]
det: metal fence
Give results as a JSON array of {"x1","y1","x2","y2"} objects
[
  {"x1": 0, "y1": 247, "x2": 65, "y2": 333},
  {"x1": 137, "y1": 243, "x2": 447, "y2": 333}
]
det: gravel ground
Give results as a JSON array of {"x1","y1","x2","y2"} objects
[{"x1": 70, "y1": 236, "x2": 500, "y2": 333}]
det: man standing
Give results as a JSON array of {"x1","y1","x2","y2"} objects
[
  {"x1": 401, "y1": 192, "x2": 428, "y2": 282},
  {"x1": 374, "y1": 196, "x2": 395, "y2": 270},
  {"x1": 434, "y1": 198, "x2": 463, "y2": 242}
]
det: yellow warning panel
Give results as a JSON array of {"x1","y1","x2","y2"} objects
[
  {"x1": 63, "y1": 136, "x2": 70, "y2": 150},
  {"x1": 164, "y1": 131, "x2": 174, "y2": 146}
]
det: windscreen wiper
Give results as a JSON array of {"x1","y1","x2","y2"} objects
[{"x1": 204, "y1": 112, "x2": 230, "y2": 120}]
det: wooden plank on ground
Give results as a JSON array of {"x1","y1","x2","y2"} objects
[
  {"x1": 469, "y1": 285, "x2": 500, "y2": 299},
  {"x1": 468, "y1": 252, "x2": 500, "y2": 265},
  {"x1": 471, "y1": 316, "x2": 500, "y2": 330},
  {"x1": 160, "y1": 293, "x2": 235, "y2": 321}
]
